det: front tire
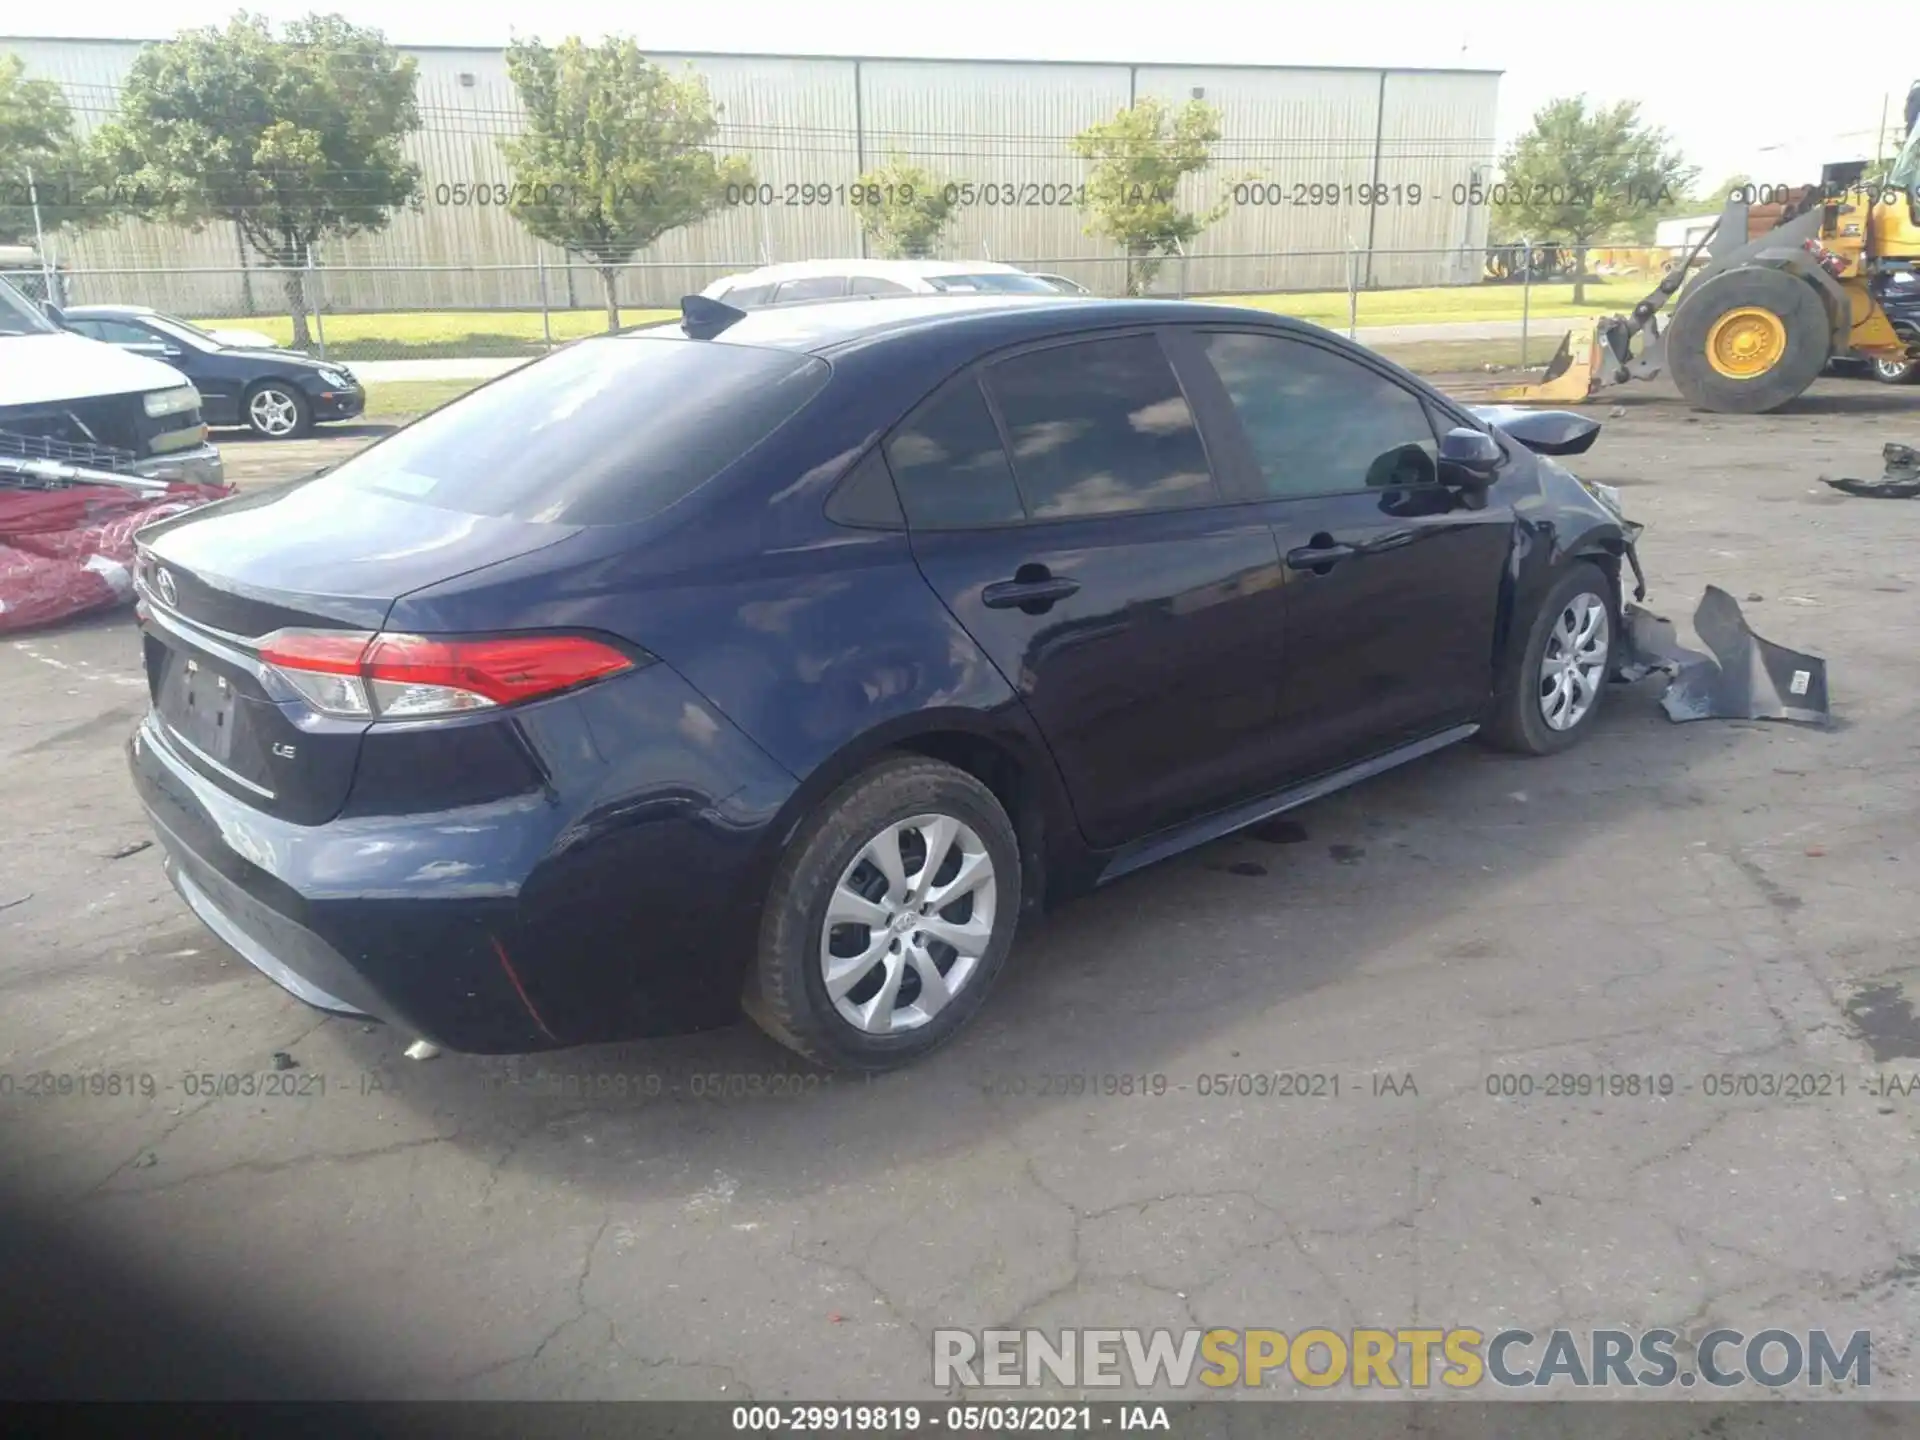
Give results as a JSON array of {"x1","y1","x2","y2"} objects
[
  {"x1": 1668, "y1": 266, "x2": 1830, "y2": 414},
  {"x1": 1873, "y1": 355, "x2": 1920, "y2": 385},
  {"x1": 744, "y1": 756, "x2": 1022, "y2": 1071},
  {"x1": 1483, "y1": 562, "x2": 1615, "y2": 756},
  {"x1": 245, "y1": 382, "x2": 313, "y2": 439}
]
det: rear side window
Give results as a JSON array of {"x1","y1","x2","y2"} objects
[
  {"x1": 984, "y1": 334, "x2": 1217, "y2": 518},
  {"x1": 884, "y1": 378, "x2": 1026, "y2": 529},
  {"x1": 305, "y1": 336, "x2": 829, "y2": 526},
  {"x1": 1199, "y1": 332, "x2": 1440, "y2": 498}
]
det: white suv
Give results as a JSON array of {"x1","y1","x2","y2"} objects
[{"x1": 702, "y1": 259, "x2": 1064, "y2": 307}]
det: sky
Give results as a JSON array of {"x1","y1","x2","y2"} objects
[{"x1": 7, "y1": 0, "x2": 1917, "y2": 188}]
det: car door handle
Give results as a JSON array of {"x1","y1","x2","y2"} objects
[
  {"x1": 1284, "y1": 536, "x2": 1359, "y2": 573},
  {"x1": 982, "y1": 573, "x2": 1081, "y2": 612}
]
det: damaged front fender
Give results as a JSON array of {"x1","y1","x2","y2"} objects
[{"x1": 1617, "y1": 586, "x2": 1831, "y2": 725}]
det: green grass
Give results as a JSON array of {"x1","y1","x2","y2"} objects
[
  {"x1": 201, "y1": 278, "x2": 1647, "y2": 361},
  {"x1": 203, "y1": 308, "x2": 677, "y2": 360},
  {"x1": 361, "y1": 378, "x2": 487, "y2": 421},
  {"x1": 1215, "y1": 276, "x2": 1645, "y2": 329},
  {"x1": 356, "y1": 333, "x2": 1577, "y2": 426}
]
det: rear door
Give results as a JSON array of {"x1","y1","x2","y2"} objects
[
  {"x1": 893, "y1": 330, "x2": 1287, "y2": 849},
  {"x1": 1173, "y1": 328, "x2": 1514, "y2": 780}
]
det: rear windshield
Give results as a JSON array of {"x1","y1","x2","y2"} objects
[{"x1": 306, "y1": 335, "x2": 829, "y2": 525}]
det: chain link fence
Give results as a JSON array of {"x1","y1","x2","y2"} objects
[{"x1": 8, "y1": 239, "x2": 1682, "y2": 372}]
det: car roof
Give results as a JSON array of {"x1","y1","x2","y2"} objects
[
  {"x1": 716, "y1": 258, "x2": 1032, "y2": 285},
  {"x1": 623, "y1": 293, "x2": 1318, "y2": 358},
  {"x1": 66, "y1": 304, "x2": 161, "y2": 317}
]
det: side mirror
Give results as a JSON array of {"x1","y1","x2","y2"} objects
[{"x1": 1439, "y1": 426, "x2": 1503, "y2": 484}]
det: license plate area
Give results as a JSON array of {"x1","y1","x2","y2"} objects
[{"x1": 158, "y1": 648, "x2": 238, "y2": 762}]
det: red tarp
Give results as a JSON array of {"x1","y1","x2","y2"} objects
[{"x1": 0, "y1": 480, "x2": 231, "y2": 634}]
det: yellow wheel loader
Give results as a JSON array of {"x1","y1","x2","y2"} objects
[{"x1": 1490, "y1": 81, "x2": 1920, "y2": 414}]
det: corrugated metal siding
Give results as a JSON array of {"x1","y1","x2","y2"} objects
[
  {"x1": 858, "y1": 60, "x2": 1131, "y2": 271},
  {"x1": 2, "y1": 37, "x2": 1499, "y2": 310},
  {"x1": 1365, "y1": 70, "x2": 1499, "y2": 289},
  {"x1": 1135, "y1": 66, "x2": 1385, "y2": 294}
]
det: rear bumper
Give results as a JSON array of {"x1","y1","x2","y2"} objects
[{"x1": 126, "y1": 663, "x2": 800, "y2": 1053}]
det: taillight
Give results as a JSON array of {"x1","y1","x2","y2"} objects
[{"x1": 258, "y1": 630, "x2": 640, "y2": 720}]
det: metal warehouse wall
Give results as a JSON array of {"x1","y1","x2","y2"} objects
[{"x1": 1, "y1": 37, "x2": 1499, "y2": 312}]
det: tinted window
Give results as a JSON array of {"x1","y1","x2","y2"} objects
[
  {"x1": 88, "y1": 319, "x2": 161, "y2": 345},
  {"x1": 1201, "y1": 332, "x2": 1439, "y2": 498},
  {"x1": 926, "y1": 272, "x2": 1058, "y2": 294},
  {"x1": 721, "y1": 284, "x2": 774, "y2": 307},
  {"x1": 884, "y1": 378, "x2": 1025, "y2": 529},
  {"x1": 773, "y1": 276, "x2": 847, "y2": 302},
  {"x1": 848, "y1": 275, "x2": 913, "y2": 296},
  {"x1": 306, "y1": 336, "x2": 829, "y2": 526},
  {"x1": 985, "y1": 334, "x2": 1215, "y2": 519}
]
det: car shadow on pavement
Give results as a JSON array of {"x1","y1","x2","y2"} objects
[{"x1": 294, "y1": 677, "x2": 1712, "y2": 1208}]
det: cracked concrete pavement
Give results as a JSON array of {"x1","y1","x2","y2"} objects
[{"x1": 3, "y1": 377, "x2": 1920, "y2": 1406}]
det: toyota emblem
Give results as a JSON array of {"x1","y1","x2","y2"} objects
[{"x1": 156, "y1": 567, "x2": 177, "y2": 608}]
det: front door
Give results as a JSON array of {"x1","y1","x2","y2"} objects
[
  {"x1": 1175, "y1": 328, "x2": 1514, "y2": 780},
  {"x1": 888, "y1": 332, "x2": 1287, "y2": 849}
]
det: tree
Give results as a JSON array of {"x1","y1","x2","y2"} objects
[
  {"x1": 1071, "y1": 97, "x2": 1230, "y2": 295},
  {"x1": 503, "y1": 37, "x2": 752, "y2": 331},
  {"x1": 852, "y1": 156, "x2": 958, "y2": 259},
  {"x1": 93, "y1": 12, "x2": 422, "y2": 348},
  {"x1": 1495, "y1": 97, "x2": 1696, "y2": 301},
  {"x1": 0, "y1": 53, "x2": 99, "y2": 247}
]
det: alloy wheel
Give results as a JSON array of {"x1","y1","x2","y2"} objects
[
  {"x1": 818, "y1": 813, "x2": 997, "y2": 1035},
  {"x1": 1538, "y1": 592, "x2": 1609, "y2": 731},
  {"x1": 249, "y1": 387, "x2": 301, "y2": 437}
]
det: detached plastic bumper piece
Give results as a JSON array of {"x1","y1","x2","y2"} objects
[{"x1": 1618, "y1": 586, "x2": 1830, "y2": 726}]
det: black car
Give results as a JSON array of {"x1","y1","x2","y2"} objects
[
  {"x1": 127, "y1": 293, "x2": 1640, "y2": 1071},
  {"x1": 57, "y1": 305, "x2": 365, "y2": 438}
]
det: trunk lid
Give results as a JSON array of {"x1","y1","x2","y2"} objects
[{"x1": 135, "y1": 478, "x2": 579, "y2": 824}]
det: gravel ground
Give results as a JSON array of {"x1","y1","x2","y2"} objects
[{"x1": 3, "y1": 377, "x2": 1919, "y2": 1414}]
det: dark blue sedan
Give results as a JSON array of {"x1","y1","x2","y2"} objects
[
  {"x1": 59, "y1": 304, "x2": 365, "y2": 438},
  {"x1": 127, "y1": 293, "x2": 1640, "y2": 1069}
]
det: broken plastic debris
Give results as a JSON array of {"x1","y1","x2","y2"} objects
[
  {"x1": 1822, "y1": 442, "x2": 1920, "y2": 499},
  {"x1": 404, "y1": 1039, "x2": 442, "y2": 1061},
  {"x1": 1617, "y1": 586, "x2": 1830, "y2": 725}
]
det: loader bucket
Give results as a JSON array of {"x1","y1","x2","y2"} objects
[{"x1": 1484, "y1": 323, "x2": 1605, "y2": 404}]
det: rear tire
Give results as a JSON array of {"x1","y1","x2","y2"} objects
[
  {"x1": 1483, "y1": 562, "x2": 1615, "y2": 756},
  {"x1": 1668, "y1": 266, "x2": 1830, "y2": 413},
  {"x1": 1873, "y1": 355, "x2": 1920, "y2": 385},
  {"x1": 744, "y1": 756, "x2": 1021, "y2": 1071}
]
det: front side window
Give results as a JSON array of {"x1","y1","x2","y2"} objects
[
  {"x1": 1199, "y1": 332, "x2": 1439, "y2": 498},
  {"x1": 984, "y1": 334, "x2": 1216, "y2": 519},
  {"x1": 91, "y1": 320, "x2": 164, "y2": 345},
  {"x1": 849, "y1": 275, "x2": 913, "y2": 296},
  {"x1": 926, "y1": 272, "x2": 1058, "y2": 294}
]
